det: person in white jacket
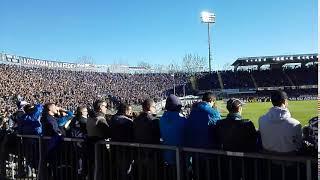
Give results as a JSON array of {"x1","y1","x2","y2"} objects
[{"x1": 259, "y1": 90, "x2": 302, "y2": 153}]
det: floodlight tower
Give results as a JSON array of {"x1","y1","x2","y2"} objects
[{"x1": 201, "y1": 11, "x2": 216, "y2": 73}]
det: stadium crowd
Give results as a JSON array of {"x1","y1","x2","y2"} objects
[
  {"x1": 0, "y1": 90, "x2": 317, "y2": 180},
  {"x1": 0, "y1": 64, "x2": 317, "y2": 117},
  {"x1": 0, "y1": 62, "x2": 318, "y2": 179},
  {"x1": 0, "y1": 64, "x2": 190, "y2": 114}
]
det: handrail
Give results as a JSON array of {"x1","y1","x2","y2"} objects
[
  {"x1": 182, "y1": 147, "x2": 316, "y2": 162},
  {"x1": 16, "y1": 134, "x2": 317, "y2": 162}
]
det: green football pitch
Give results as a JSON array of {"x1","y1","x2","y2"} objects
[
  {"x1": 216, "y1": 100, "x2": 318, "y2": 128},
  {"x1": 132, "y1": 100, "x2": 317, "y2": 128}
]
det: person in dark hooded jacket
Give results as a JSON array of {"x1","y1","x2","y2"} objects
[{"x1": 159, "y1": 94, "x2": 186, "y2": 165}]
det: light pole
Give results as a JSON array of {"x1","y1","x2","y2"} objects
[
  {"x1": 183, "y1": 83, "x2": 186, "y2": 97},
  {"x1": 201, "y1": 11, "x2": 216, "y2": 73},
  {"x1": 172, "y1": 73, "x2": 176, "y2": 95}
]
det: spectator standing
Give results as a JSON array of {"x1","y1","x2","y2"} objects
[
  {"x1": 86, "y1": 100, "x2": 110, "y2": 139},
  {"x1": 110, "y1": 103, "x2": 134, "y2": 180},
  {"x1": 185, "y1": 92, "x2": 221, "y2": 149},
  {"x1": 215, "y1": 98, "x2": 257, "y2": 180},
  {"x1": 159, "y1": 94, "x2": 186, "y2": 165},
  {"x1": 133, "y1": 99, "x2": 160, "y2": 144},
  {"x1": 69, "y1": 106, "x2": 89, "y2": 179},
  {"x1": 11, "y1": 101, "x2": 29, "y2": 132},
  {"x1": 86, "y1": 99, "x2": 110, "y2": 180},
  {"x1": 18, "y1": 103, "x2": 43, "y2": 135},
  {"x1": 110, "y1": 103, "x2": 134, "y2": 142},
  {"x1": 259, "y1": 90, "x2": 302, "y2": 153},
  {"x1": 41, "y1": 103, "x2": 73, "y2": 136},
  {"x1": 132, "y1": 99, "x2": 161, "y2": 180},
  {"x1": 215, "y1": 98, "x2": 257, "y2": 152},
  {"x1": 69, "y1": 106, "x2": 88, "y2": 138},
  {"x1": 258, "y1": 90, "x2": 305, "y2": 179}
]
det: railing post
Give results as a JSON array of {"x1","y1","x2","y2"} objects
[
  {"x1": 94, "y1": 142, "x2": 100, "y2": 180},
  {"x1": 306, "y1": 160, "x2": 311, "y2": 180},
  {"x1": 175, "y1": 147, "x2": 181, "y2": 180},
  {"x1": 37, "y1": 136, "x2": 42, "y2": 180}
]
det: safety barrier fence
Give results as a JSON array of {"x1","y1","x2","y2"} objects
[{"x1": 0, "y1": 134, "x2": 317, "y2": 180}]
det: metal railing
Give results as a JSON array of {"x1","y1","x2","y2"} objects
[{"x1": 0, "y1": 134, "x2": 317, "y2": 180}]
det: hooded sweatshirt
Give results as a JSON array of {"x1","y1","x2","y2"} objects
[
  {"x1": 185, "y1": 102, "x2": 221, "y2": 148},
  {"x1": 160, "y1": 111, "x2": 186, "y2": 164},
  {"x1": 160, "y1": 95, "x2": 186, "y2": 164},
  {"x1": 259, "y1": 106, "x2": 302, "y2": 153}
]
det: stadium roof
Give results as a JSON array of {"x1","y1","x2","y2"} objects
[{"x1": 232, "y1": 53, "x2": 318, "y2": 67}]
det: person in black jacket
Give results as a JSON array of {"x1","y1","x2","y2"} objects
[
  {"x1": 133, "y1": 99, "x2": 161, "y2": 180},
  {"x1": 110, "y1": 103, "x2": 134, "y2": 142},
  {"x1": 69, "y1": 106, "x2": 88, "y2": 138},
  {"x1": 110, "y1": 103, "x2": 134, "y2": 180},
  {"x1": 41, "y1": 103, "x2": 74, "y2": 137},
  {"x1": 215, "y1": 98, "x2": 257, "y2": 180},
  {"x1": 133, "y1": 99, "x2": 160, "y2": 144},
  {"x1": 69, "y1": 106, "x2": 88, "y2": 178},
  {"x1": 215, "y1": 98, "x2": 257, "y2": 152},
  {"x1": 40, "y1": 103, "x2": 74, "y2": 179},
  {"x1": 11, "y1": 100, "x2": 28, "y2": 132}
]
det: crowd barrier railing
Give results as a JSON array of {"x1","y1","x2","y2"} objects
[{"x1": 0, "y1": 134, "x2": 317, "y2": 180}]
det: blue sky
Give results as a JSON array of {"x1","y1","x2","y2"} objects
[{"x1": 0, "y1": 0, "x2": 317, "y2": 70}]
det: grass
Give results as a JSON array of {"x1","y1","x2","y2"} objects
[
  {"x1": 132, "y1": 100, "x2": 318, "y2": 128},
  {"x1": 216, "y1": 100, "x2": 318, "y2": 128}
]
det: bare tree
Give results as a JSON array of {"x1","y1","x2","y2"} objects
[
  {"x1": 222, "y1": 63, "x2": 232, "y2": 71},
  {"x1": 76, "y1": 56, "x2": 95, "y2": 64},
  {"x1": 152, "y1": 64, "x2": 166, "y2": 73},
  {"x1": 137, "y1": 61, "x2": 152, "y2": 69},
  {"x1": 113, "y1": 58, "x2": 129, "y2": 66},
  {"x1": 182, "y1": 54, "x2": 207, "y2": 74},
  {"x1": 168, "y1": 60, "x2": 181, "y2": 73}
]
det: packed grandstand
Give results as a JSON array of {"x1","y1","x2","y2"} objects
[
  {"x1": 0, "y1": 52, "x2": 318, "y2": 180},
  {"x1": 0, "y1": 53, "x2": 317, "y2": 112}
]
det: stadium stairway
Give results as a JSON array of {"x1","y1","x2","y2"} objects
[
  {"x1": 283, "y1": 71, "x2": 295, "y2": 86},
  {"x1": 250, "y1": 73, "x2": 258, "y2": 89},
  {"x1": 217, "y1": 71, "x2": 224, "y2": 89}
]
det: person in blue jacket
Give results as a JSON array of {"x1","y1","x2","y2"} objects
[
  {"x1": 16, "y1": 103, "x2": 43, "y2": 178},
  {"x1": 159, "y1": 94, "x2": 186, "y2": 165},
  {"x1": 185, "y1": 92, "x2": 221, "y2": 149},
  {"x1": 18, "y1": 103, "x2": 44, "y2": 135}
]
